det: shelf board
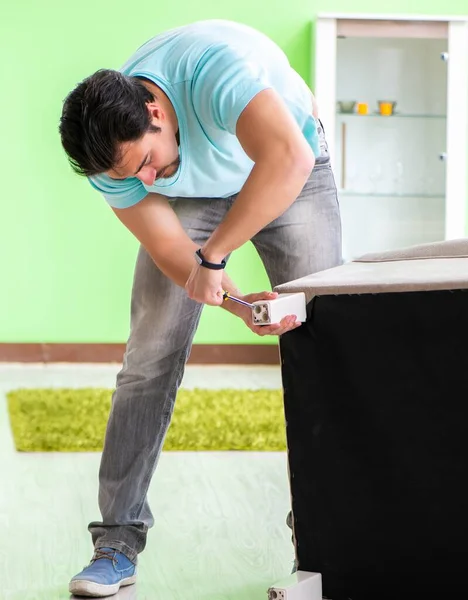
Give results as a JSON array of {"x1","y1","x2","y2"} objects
[
  {"x1": 337, "y1": 112, "x2": 447, "y2": 119},
  {"x1": 338, "y1": 191, "x2": 445, "y2": 198}
]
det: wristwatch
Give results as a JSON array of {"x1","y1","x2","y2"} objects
[{"x1": 195, "y1": 248, "x2": 226, "y2": 270}]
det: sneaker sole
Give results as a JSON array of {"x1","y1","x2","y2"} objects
[{"x1": 69, "y1": 574, "x2": 136, "y2": 597}]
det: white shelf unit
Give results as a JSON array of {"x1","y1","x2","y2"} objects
[{"x1": 314, "y1": 14, "x2": 468, "y2": 259}]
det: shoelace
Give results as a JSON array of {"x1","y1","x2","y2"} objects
[{"x1": 83, "y1": 548, "x2": 116, "y2": 569}]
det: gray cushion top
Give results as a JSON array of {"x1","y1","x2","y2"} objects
[{"x1": 274, "y1": 239, "x2": 468, "y2": 303}]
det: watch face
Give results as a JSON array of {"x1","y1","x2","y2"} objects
[{"x1": 195, "y1": 250, "x2": 203, "y2": 265}]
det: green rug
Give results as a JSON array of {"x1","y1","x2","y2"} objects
[{"x1": 6, "y1": 388, "x2": 286, "y2": 452}]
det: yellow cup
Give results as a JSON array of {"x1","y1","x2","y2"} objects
[
  {"x1": 379, "y1": 101, "x2": 394, "y2": 116},
  {"x1": 356, "y1": 102, "x2": 369, "y2": 115}
]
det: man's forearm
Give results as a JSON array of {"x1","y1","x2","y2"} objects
[
  {"x1": 149, "y1": 238, "x2": 244, "y2": 315},
  {"x1": 201, "y1": 153, "x2": 314, "y2": 263}
]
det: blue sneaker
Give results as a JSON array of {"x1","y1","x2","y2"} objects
[{"x1": 69, "y1": 547, "x2": 137, "y2": 597}]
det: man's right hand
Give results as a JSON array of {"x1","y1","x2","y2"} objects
[{"x1": 226, "y1": 290, "x2": 302, "y2": 337}]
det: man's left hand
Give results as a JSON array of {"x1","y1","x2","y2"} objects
[
  {"x1": 227, "y1": 291, "x2": 302, "y2": 336},
  {"x1": 186, "y1": 263, "x2": 225, "y2": 305}
]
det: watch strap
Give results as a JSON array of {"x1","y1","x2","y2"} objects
[{"x1": 195, "y1": 248, "x2": 226, "y2": 270}]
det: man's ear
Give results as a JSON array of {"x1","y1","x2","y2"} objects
[{"x1": 147, "y1": 102, "x2": 163, "y2": 123}]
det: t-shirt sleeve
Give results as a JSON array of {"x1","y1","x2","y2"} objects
[
  {"x1": 191, "y1": 44, "x2": 272, "y2": 135},
  {"x1": 88, "y1": 174, "x2": 148, "y2": 209},
  {"x1": 190, "y1": 44, "x2": 321, "y2": 158}
]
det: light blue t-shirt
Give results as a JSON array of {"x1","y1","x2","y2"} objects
[{"x1": 90, "y1": 20, "x2": 320, "y2": 208}]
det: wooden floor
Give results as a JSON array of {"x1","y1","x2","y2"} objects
[{"x1": 0, "y1": 364, "x2": 294, "y2": 600}]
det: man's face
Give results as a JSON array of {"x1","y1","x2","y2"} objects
[{"x1": 107, "y1": 104, "x2": 180, "y2": 186}]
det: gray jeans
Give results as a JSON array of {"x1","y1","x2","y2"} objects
[{"x1": 88, "y1": 124, "x2": 342, "y2": 563}]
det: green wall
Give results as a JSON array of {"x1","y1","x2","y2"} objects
[{"x1": 2, "y1": 1, "x2": 467, "y2": 345}]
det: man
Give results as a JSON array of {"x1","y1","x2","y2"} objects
[{"x1": 60, "y1": 19, "x2": 342, "y2": 597}]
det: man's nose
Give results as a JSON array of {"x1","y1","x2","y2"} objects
[{"x1": 136, "y1": 166, "x2": 156, "y2": 186}]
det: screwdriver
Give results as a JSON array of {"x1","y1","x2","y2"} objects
[{"x1": 222, "y1": 291, "x2": 255, "y2": 309}]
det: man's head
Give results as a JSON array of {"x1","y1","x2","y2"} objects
[{"x1": 59, "y1": 69, "x2": 180, "y2": 186}]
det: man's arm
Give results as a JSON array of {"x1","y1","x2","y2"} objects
[
  {"x1": 113, "y1": 193, "x2": 303, "y2": 335},
  {"x1": 200, "y1": 88, "x2": 316, "y2": 264},
  {"x1": 111, "y1": 193, "x2": 241, "y2": 311}
]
